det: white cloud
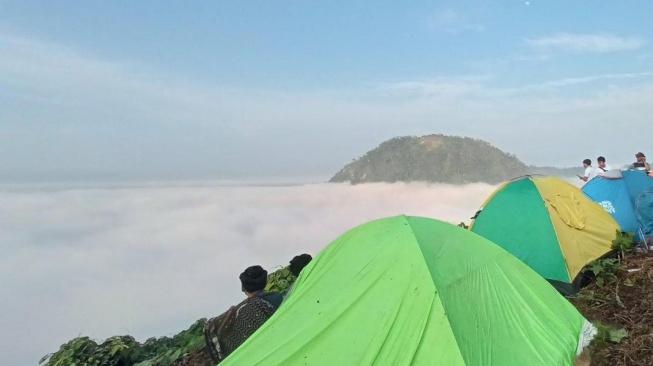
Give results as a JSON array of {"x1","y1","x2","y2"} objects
[
  {"x1": 378, "y1": 75, "x2": 494, "y2": 99},
  {"x1": 428, "y1": 9, "x2": 485, "y2": 34},
  {"x1": 0, "y1": 32, "x2": 243, "y2": 124},
  {"x1": 525, "y1": 33, "x2": 646, "y2": 53},
  {"x1": 0, "y1": 182, "x2": 497, "y2": 366},
  {"x1": 532, "y1": 72, "x2": 653, "y2": 89}
]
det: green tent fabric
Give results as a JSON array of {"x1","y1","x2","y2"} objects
[
  {"x1": 469, "y1": 176, "x2": 619, "y2": 295},
  {"x1": 220, "y1": 215, "x2": 595, "y2": 366}
]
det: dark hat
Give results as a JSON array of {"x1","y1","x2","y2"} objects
[
  {"x1": 289, "y1": 254, "x2": 313, "y2": 277},
  {"x1": 636, "y1": 152, "x2": 646, "y2": 158},
  {"x1": 239, "y1": 265, "x2": 268, "y2": 293}
]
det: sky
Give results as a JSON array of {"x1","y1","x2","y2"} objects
[
  {"x1": 0, "y1": 3, "x2": 625, "y2": 363},
  {"x1": 1, "y1": 1, "x2": 652, "y2": 182},
  {"x1": 0, "y1": 182, "x2": 498, "y2": 366}
]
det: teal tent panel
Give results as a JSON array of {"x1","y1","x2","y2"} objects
[{"x1": 470, "y1": 178, "x2": 569, "y2": 282}]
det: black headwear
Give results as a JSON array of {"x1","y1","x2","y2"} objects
[
  {"x1": 289, "y1": 254, "x2": 313, "y2": 277},
  {"x1": 239, "y1": 265, "x2": 268, "y2": 293}
]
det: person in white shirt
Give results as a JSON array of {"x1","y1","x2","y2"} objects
[
  {"x1": 578, "y1": 159, "x2": 599, "y2": 182},
  {"x1": 596, "y1": 156, "x2": 610, "y2": 174}
]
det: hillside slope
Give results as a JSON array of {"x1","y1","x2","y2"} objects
[{"x1": 330, "y1": 134, "x2": 579, "y2": 184}]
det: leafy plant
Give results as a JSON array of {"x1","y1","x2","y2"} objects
[
  {"x1": 40, "y1": 336, "x2": 147, "y2": 366},
  {"x1": 586, "y1": 258, "x2": 621, "y2": 287},
  {"x1": 591, "y1": 321, "x2": 629, "y2": 346},
  {"x1": 265, "y1": 266, "x2": 295, "y2": 293},
  {"x1": 611, "y1": 230, "x2": 635, "y2": 258},
  {"x1": 623, "y1": 277, "x2": 636, "y2": 287}
]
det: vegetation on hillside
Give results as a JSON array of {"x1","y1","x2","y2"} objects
[
  {"x1": 528, "y1": 165, "x2": 582, "y2": 177},
  {"x1": 44, "y1": 233, "x2": 652, "y2": 366},
  {"x1": 569, "y1": 232, "x2": 653, "y2": 366},
  {"x1": 329, "y1": 134, "x2": 581, "y2": 184},
  {"x1": 40, "y1": 266, "x2": 296, "y2": 366},
  {"x1": 38, "y1": 319, "x2": 206, "y2": 366}
]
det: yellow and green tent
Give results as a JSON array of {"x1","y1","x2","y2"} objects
[{"x1": 470, "y1": 175, "x2": 619, "y2": 294}]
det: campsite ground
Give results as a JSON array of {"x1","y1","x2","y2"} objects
[{"x1": 569, "y1": 252, "x2": 653, "y2": 366}]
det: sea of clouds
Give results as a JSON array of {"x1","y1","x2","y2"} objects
[{"x1": 0, "y1": 181, "x2": 498, "y2": 366}]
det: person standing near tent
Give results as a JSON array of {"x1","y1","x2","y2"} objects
[
  {"x1": 629, "y1": 152, "x2": 650, "y2": 171},
  {"x1": 204, "y1": 265, "x2": 283, "y2": 363},
  {"x1": 596, "y1": 156, "x2": 610, "y2": 173},
  {"x1": 578, "y1": 159, "x2": 599, "y2": 182}
]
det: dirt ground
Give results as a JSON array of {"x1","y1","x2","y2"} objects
[{"x1": 569, "y1": 253, "x2": 653, "y2": 366}]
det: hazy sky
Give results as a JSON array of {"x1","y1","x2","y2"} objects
[
  {"x1": 1, "y1": 182, "x2": 497, "y2": 366},
  {"x1": 1, "y1": 1, "x2": 652, "y2": 182}
]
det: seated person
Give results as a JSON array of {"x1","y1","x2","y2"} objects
[
  {"x1": 283, "y1": 254, "x2": 313, "y2": 299},
  {"x1": 204, "y1": 265, "x2": 283, "y2": 363},
  {"x1": 264, "y1": 253, "x2": 314, "y2": 297},
  {"x1": 289, "y1": 254, "x2": 313, "y2": 278},
  {"x1": 630, "y1": 152, "x2": 651, "y2": 171}
]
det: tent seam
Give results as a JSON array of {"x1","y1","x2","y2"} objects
[
  {"x1": 534, "y1": 177, "x2": 573, "y2": 282},
  {"x1": 400, "y1": 215, "x2": 468, "y2": 365}
]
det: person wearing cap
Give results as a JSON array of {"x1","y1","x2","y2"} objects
[
  {"x1": 282, "y1": 254, "x2": 313, "y2": 300},
  {"x1": 289, "y1": 254, "x2": 313, "y2": 278},
  {"x1": 578, "y1": 159, "x2": 599, "y2": 182},
  {"x1": 596, "y1": 156, "x2": 610, "y2": 173},
  {"x1": 240, "y1": 265, "x2": 284, "y2": 307},
  {"x1": 629, "y1": 152, "x2": 650, "y2": 171},
  {"x1": 204, "y1": 265, "x2": 283, "y2": 363}
]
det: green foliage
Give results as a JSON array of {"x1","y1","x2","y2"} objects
[
  {"x1": 591, "y1": 321, "x2": 629, "y2": 346},
  {"x1": 573, "y1": 289, "x2": 612, "y2": 306},
  {"x1": 611, "y1": 230, "x2": 635, "y2": 258},
  {"x1": 135, "y1": 318, "x2": 206, "y2": 366},
  {"x1": 40, "y1": 336, "x2": 148, "y2": 366},
  {"x1": 584, "y1": 231, "x2": 634, "y2": 288},
  {"x1": 329, "y1": 134, "x2": 579, "y2": 185},
  {"x1": 265, "y1": 266, "x2": 295, "y2": 293},
  {"x1": 42, "y1": 265, "x2": 294, "y2": 366},
  {"x1": 623, "y1": 277, "x2": 636, "y2": 287},
  {"x1": 586, "y1": 258, "x2": 621, "y2": 287},
  {"x1": 41, "y1": 320, "x2": 206, "y2": 366}
]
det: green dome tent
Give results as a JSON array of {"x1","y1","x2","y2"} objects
[{"x1": 221, "y1": 215, "x2": 595, "y2": 365}]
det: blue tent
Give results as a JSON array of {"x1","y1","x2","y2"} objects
[{"x1": 582, "y1": 170, "x2": 653, "y2": 240}]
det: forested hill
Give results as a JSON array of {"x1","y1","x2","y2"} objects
[{"x1": 329, "y1": 135, "x2": 580, "y2": 185}]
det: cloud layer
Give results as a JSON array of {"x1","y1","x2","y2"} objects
[
  {"x1": 1, "y1": 181, "x2": 496, "y2": 366},
  {"x1": 526, "y1": 33, "x2": 646, "y2": 53}
]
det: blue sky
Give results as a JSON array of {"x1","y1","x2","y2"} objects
[{"x1": 1, "y1": 1, "x2": 652, "y2": 181}]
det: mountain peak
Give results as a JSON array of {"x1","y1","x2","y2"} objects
[{"x1": 329, "y1": 134, "x2": 578, "y2": 184}]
